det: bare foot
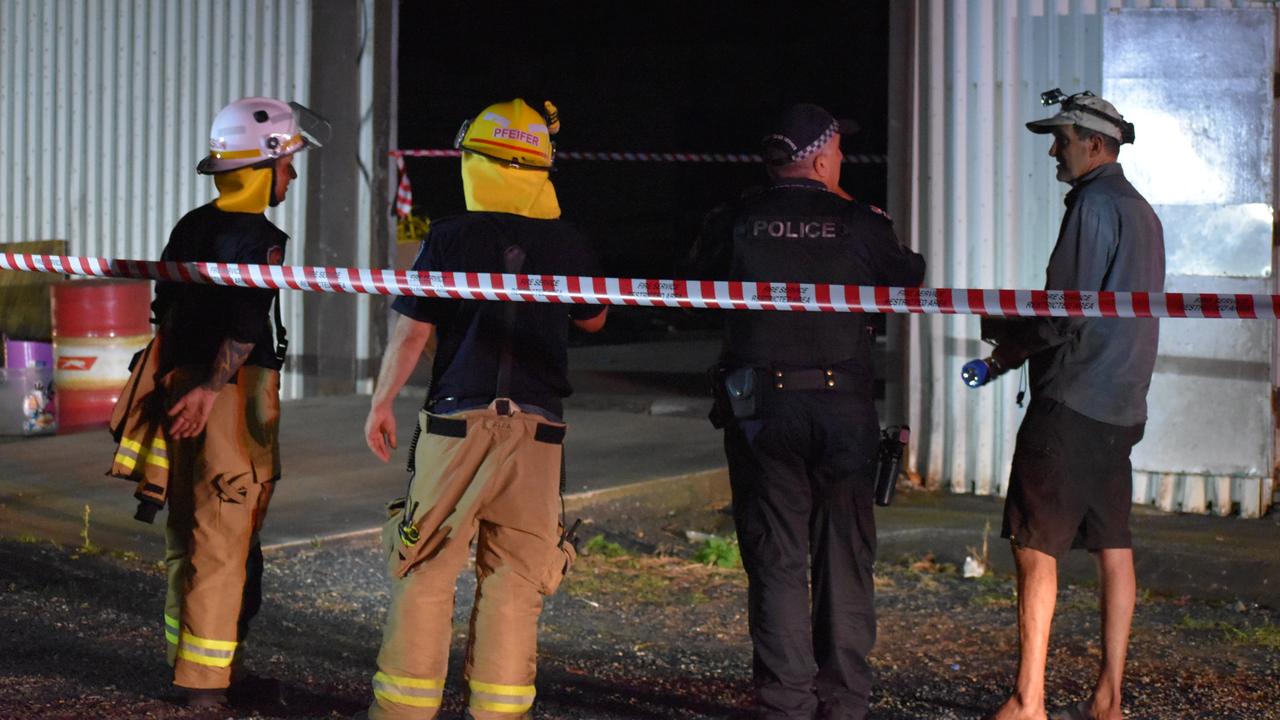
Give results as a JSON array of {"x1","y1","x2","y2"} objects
[
  {"x1": 1086, "y1": 696, "x2": 1122, "y2": 720},
  {"x1": 987, "y1": 694, "x2": 1048, "y2": 720}
]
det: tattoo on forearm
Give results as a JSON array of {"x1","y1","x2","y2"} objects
[{"x1": 202, "y1": 339, "x2": 255, "y2": 391}]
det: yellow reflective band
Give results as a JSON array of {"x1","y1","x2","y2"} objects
[
  {"x1": 372, "y1": 672, "x2": 444, "y2": 708},
  {"x1": 180, "y1": 632, "x2": 237, "y2": 652},
  {"x1": 211, "y1": 147, "x2": 262, "y2": 160},
  {"x1": 373, "y1": 688, "x2": 442, "y2": 708},
  {"x1": 469, "y1": 679, "x2": 535, "y2": 714},
  {"x1": 470, "y1": 698, "x2": 533, "y2": 714},
  {"x1": 165, "y1": 628, "x2": 179, "y2": 645},
  {"x1": 119, "y1": 437, "x2": 169, "y2": 469},
  {"x1": 164, "y1": 614, "x2": 179, "y2": 645},
  {"x1": 178, "y1": 647, "x2": 234, "y2": 668},
  {"x1": 469, "y1": 680, "x2": 535, "y2": 695},
  {"x1": 165, "y1": 614, "x2": 179, "y2": 629},
  {"x1": 374, "y1": 671, "x2": 443, "y2": 689}
]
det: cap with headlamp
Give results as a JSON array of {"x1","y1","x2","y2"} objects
[{"x1": 1028, "y1": 88, "x2": 1135, "y2": 145}]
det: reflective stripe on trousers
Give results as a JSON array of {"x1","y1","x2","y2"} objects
[
  {"x1": 165, "y1": 613, "x2": 237, "y2": 668},
  {"x1": 372, "y1": 671, "x2": 444, "y2": 709},
  {"x1": 469, "y1": 680, "x2": 535, "y2": 714},
  {"x1": 367, "y1": 405, "x2": 566, "y2": 720},
  {"x1": 164, "y1": 366, "x2": 280, "y2": 690}
]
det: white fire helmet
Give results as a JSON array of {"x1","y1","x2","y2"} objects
[{"x1": 196, "y1": 97, "x2": 330, "y2": 174}]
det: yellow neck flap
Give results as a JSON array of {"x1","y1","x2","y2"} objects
[
  {"x1": 213, "y1": 166, "x2": 273, "y2": 214},
  {"x1": 461, "y1": 154, "x2": 561, "y2": 220}
]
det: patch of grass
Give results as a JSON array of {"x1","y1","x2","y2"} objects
[
  {"x1": 905, "y1": 552, "x2": 958, "y2": 576},
  {"x1": 972, "y1": 572, "x2": 1005, "y2": 588},
  {"x1": 1179, "y1": 615, "x2": 1280, "y2": 648},
  {"x1": 1238, "y1": 622, "x2": 1280, "y2": 648},
  {"x1": 582, "y1": 534, "x2": 626, "y2": 558},
  {"x1": 1057, "y1": 590, "x2": 1099, "y2": 614},
  {"x1": 873, "y1": 574, "x2": 897, "y2": 590},
  {"x1": 971, "y1": 591, "x2": 1016, "y2": 608},
  {"x1": 15, "y1": 534, "x2": 40, "y2": 544},
  {"x1": 79, "y1": 504, "x2": 98, "y2": 554},
  {"x1": 564, "y1": 555, "x2": 671, "y2": 602},
  {"x1": 693, "y1": 535, "x2": 740, "y2": 569},
  {"x1": 1180, "y1": 615, "x2": 1223, "y2": 631}
]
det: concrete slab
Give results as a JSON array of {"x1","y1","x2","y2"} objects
[
  {"x1": 0, "y1": 393, "x2": 725, "y2": 557},
  {"x1": 2, "y1": 383, "x2": 1276, "y2": 604},
  {"x1": 876, "y1": 491, "x2": 1280, "y2": 605}
]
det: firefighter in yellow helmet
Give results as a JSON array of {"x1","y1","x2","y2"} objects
[
  {"x1": 363, "y1": 98, "x2": 606, "y2": 720},
  {"x1": 149, "y1": 96, "x2": 326, "y2": 709}
]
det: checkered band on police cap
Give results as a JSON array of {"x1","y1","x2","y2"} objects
[{"x1": 761, "y1": 103, "x2": 853, "y2": 165}]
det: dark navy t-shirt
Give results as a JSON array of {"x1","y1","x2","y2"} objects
[
  {"x1": 153, "y1": 203, "x2": 287, "y2": 372},
  {"x1": 392, "y1": 212, "x2": 604, "y2": 418}
]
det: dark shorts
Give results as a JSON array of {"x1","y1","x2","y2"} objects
[{"x1": 1001, "y1": 398, "x2": 1145, "y2": 558}]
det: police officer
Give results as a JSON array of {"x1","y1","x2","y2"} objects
[
  {"x1": 153, "y1": 96, "x2": 326, "y2": 708},
  {"x1": 362, "y1": 98, "x2": 606, "y2": 720},
  {"x1": 690, "y1": 103, "x2": 925, "y2": 720}
]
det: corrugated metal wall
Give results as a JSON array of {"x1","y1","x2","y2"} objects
[
  {"x1": 0, "y1": 0, "x2": 313, "y2": 397},
  {"x1": 899, "y1": 0, "x2": 1275, "y2": 516}
]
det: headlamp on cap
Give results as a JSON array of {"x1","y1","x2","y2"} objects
[{"x1": 1038, "y1": 88, "x2": 1135, "y2": 144}]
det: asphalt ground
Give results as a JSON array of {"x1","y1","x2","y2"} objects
[{"x1": 0, "y1": 389, "x2": 723, "y2": 557}]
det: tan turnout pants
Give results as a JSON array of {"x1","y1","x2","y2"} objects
[
  {"x1": 369, "y1": 401, "x2": 572, "y2": 720},
  {"x1": 164, "y1": 366, "x2": 280, "y2": 691}
]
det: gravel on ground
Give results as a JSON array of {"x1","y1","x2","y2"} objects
[{"x1": 1, "y1": 493, "x2": 1277, "y2": 719}]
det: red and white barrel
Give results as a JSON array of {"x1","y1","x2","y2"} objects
[{"x1": 51, "y1": 279, "x2": 152, "y2": 432}]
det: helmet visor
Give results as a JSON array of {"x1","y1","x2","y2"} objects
[{"x1": 290, "y1": 101, "x2": 332, "y2": 149}]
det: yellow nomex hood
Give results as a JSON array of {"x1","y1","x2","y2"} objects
[
  {"x1": 213, "y1": 165, "x2": 273, "y2": 214},
  {"x1": 461, "y1": 153, "x2": 561, "y2": 220}
]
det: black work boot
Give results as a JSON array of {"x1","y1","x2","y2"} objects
[
  {"x1": 175, "y1": 685, "x2": 229, "y2": 709},
  {"x1": 228, "y1": 673, "x2": 287, "y2": 709}
]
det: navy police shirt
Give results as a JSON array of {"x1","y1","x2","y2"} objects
[{"x1": 691, "y1": 178, "x2": 925, "y2": 396}]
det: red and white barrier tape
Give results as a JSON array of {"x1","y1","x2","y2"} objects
[
  {"x1": 1, "y1": 253, "x2": 1273, "y2": 319},
  {"x1": 389, "y1": 149, "x2": 888, "y2": 165},
  {"x1": 393, "y1": 156, "x2": 413, "y2": 219}
]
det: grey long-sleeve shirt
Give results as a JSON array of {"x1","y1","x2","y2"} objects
[{"x1": 1012, "y1": 162, "x2": 1165, "y2": 426}]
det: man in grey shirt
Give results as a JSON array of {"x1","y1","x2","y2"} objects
[{"x1": 984, "y1": 91, "x2": 1165, "y2": 720}]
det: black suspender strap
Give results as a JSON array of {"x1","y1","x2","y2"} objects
[
  {"x1": 272, "y1": 293, "x2": 289, "y2": 365},
  {"x1": 495, "y1": 244, "x2": 526, "y2": 400}
]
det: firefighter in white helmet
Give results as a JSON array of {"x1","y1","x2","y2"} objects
[
  {"x1": 363, "y1": 98, "x2": 606, "y2": 719},
  {"x1": 146, "y1": 96, "x2": 326, "y2": 709}
]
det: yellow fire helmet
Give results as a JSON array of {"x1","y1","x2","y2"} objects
[{"x1": 455, "y1": 98, "x2": 558, "y2": 169}]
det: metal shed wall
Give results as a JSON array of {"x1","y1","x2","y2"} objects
[
  {"x1": 0, "y1": 0, "x2": 313, "y2": 396},
  {"x1": 895, "y1": 0, "x2": 1275, "y2": 516}
]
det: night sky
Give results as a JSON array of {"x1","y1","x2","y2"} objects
[{"x1": 397, "y1": 0, "x2": 891, "y2": 338}]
